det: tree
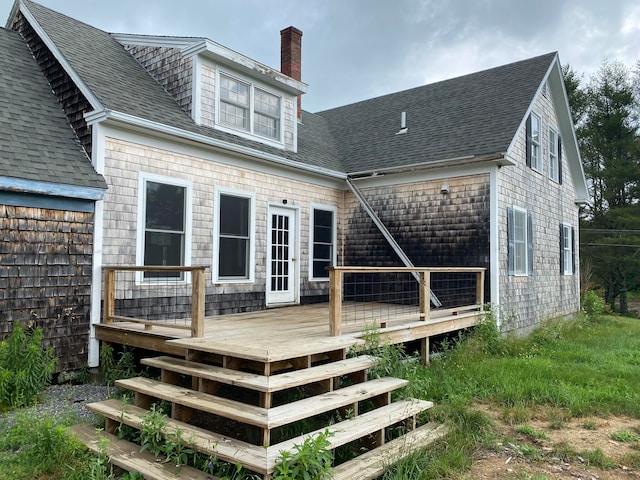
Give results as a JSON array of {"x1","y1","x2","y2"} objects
[{"x1": 565, "y1": 59, "x2": 640, "y2": 313}]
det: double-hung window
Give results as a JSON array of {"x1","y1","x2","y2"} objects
[
  {"x1": 215, "y1": 188, "x2": 255, "y2": 281},
  {"x1": 560, "y1": 223, "x2": 574, "y2": 275},
  {"x1": 507, "y1": 206, "x2": 533, "y2": 276},
  {"x1": 220, "y1": 75, "x2": 250, "y2": 130},
  {"x1": 549, "y1": 127, "x2": 562, "y2": 183},
  {"x1": 139, "y1": 175, "x2": 192, "y2": 280},
  {"x1": 310, "y1": 206, "x2": 336, "y2": 280},
  {"x1": 219, "y1": 73, "x2": 281, "y2": 141},
  {"x1": 526, "y1": 113, "x2": 542, "y2": 172}
]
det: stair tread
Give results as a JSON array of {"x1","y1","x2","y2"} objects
[
  {"x1": 69, "y1": 423, "x2": 213, "y2": 480},
  {"x1": 332, "y1": 422, "x2": 449, "y2": 480},
  {"x1": 268, "y1": 398, "x2": 434, "y2": 463},
  {"x1": 141, "y1": 355, "x2": 377, "y2": 393},
  {"x1": 116, "y1": 376, "x2": 408, "y2": 429},
  {"x1": 86, "y1": 399, "x2": 269, "y2": 473}
]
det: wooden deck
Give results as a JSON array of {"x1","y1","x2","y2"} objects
[{"x1": 95, "y1": 302, "x2": 482, "y2": 363}]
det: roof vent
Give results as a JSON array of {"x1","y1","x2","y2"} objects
[{"x1": 395, "y1": 111, "x2": 408, "y2": 135}]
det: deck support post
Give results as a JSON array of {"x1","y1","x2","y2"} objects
[
  {"x1": 421, "y1": 337, "x2": 430, "y2": 366},
  {"x1": 476, "y1": 270, "x2": 485, "y2": 309},
  {"x1": 191, "y1": 267, "x2": 206, "y2": 338},
  {"x1": 419, "y1": 271, "x2": 431, "y2": 321},
  {"x1": 329, "y1": 268, "x2": 342, "y2": 336},
  {"x1": 103, "y1": 268, "x2": 115, "y2": 325}
]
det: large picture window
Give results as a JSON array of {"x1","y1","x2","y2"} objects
[
  {"x1": 215, "y1": 188, "x2": 255, "y2": 281},
  {"x1": 507, "y1": 206, "x2": 533, "y2": 276},
  {"x1": 310, "y1": 206, "x2": 336, "y2": 280},
  {"x1": 138, "y1": 175, "x2": 192, "y2": 280}
]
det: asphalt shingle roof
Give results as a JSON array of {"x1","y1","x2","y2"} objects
[
  {"x1": 316, "y1": 52, "x2": 556, "y2": 173},
  {"x1": 0, "y1": 26, "x2": 106, "y2": 190},
  {"x1": 21, "y1": 1, "x2": 555, "y2": 178}
]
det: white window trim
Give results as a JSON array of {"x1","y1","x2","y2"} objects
[
  {"x1": 530, "y1": 112, "x2": 542, "y2": 173},
  {"x1": 135, "y1": 172, "x2": 193, "y2": 285},
  {"x1": 548, "y1": 126, "x2": 559, "y2": 183},
  {"x1": 212, "y1": 186, "x2": 256, "y2": 284},
  {"x1": 513, "y1": 206, "x2": 529, "y2": 276},
  {"x1": 309, "y1": 203, "x2": 337, "y2": 281},
  {"x1": 214, "y1": 68, "x2": 285, "y2": 148},
  {"x1": 562, "y1": 222, "x2": 573, "y2": 275}
]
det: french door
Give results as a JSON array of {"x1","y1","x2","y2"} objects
[{"x1": 266, "y1": 206, "x2": 298, "y2": 305}]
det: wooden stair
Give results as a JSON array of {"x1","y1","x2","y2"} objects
[
  {"x1": 69, "y1": 424, "x2": 213, "y2": 480},
  {"x1": 73, "y1": 346, "x2": 447, "y2": 479}
]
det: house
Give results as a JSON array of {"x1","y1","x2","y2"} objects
[
  {"x1": 2, "y1": 0, "x2": 587, "y2": 371},
  {"x1": 0, "y1": 25, "x2": 106, "y2": 371}
]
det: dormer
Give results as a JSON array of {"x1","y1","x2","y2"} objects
[{"x1": 114, "y1": 27, "x2": 307, "y2": 153}]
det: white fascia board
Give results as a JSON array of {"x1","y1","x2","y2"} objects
[
  {"x1": 87, "y1": 109, "x2": 347, "y2": 184},
  {"x1": 20, "y1": 2, "x2": 103, "y2": 111},
  {"x1": 183, "y1": 40, "x2": 307, "y2": 96},
  {"x1": 0, "y1": 176, "x2": 105, "y2": 200},
  {"x1": 110, "y1": 33, "x2": 206, "y2": 48},
  {"x1": 347, "y1": 153, "x2": 511, "y2": 180},
  {"x1": 547, "y1": 58, "x2": 590, "y2": 204},
  {"x1": 350, "y1": 162, "x2": 498, "y2": 189}
]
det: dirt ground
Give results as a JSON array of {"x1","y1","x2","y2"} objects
[{"x1": 463, "y1": 404, "x2": 640, "y2": 479}]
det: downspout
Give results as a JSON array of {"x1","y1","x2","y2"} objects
[{"x1": 346, "y1": 178, "x2": 442, "y2": 307}]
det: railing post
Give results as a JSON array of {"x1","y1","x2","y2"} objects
[
  {"x1": 329, "y1": 268, "x2": 342, "y2": 336},
  {"x1": 191, "y1": 267, "x2": 206, "y2": 338},
  {"x1": 419, "y1": 270, "x2": 431, "y2": 321},
  {"x1": 103, "y1": 268, "x2": 115, "y2": 325},
  {"x1": 476, "y1": 270, "x2": 485, "y2": 309}
]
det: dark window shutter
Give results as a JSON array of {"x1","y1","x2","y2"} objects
[
  {"x1": 559, "y1": 223, "x2": 565, "y2": 274},
  {"x1": 525, "y1": 115, "x2": 532, "y2": 167},
  {"x1": 571, "y1": 226, "x2": 576, "y2": 275},
  {"x1": 527, "y1": 212, "x2": 534, "y2": 275},
  {"x1": 507, "y1": 207, "x2": 515, "y2": 275},
  {"x1": 558, "y1": 136, "x2": 563, "y2": 184}
]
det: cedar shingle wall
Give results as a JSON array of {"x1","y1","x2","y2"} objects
[
  {"x1": 11, "y1": 12, "x2": 93, "y2": 158},
  {"x1": 0, "y1": 205, "x2": 94, "y2": 372},
  {"x1": 498, "y1": 87, "x2": 580, "y2": 331},
  {"x1": 123, "y1": 45, "x2": 193, "y2": 116},
  {"x1": 344, "y1": 175, "x2": 491, "y2": 268}
]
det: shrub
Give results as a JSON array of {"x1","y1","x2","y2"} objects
[
  {"x1": 0, "y1": 324, "x2": 57, "y2": 410},
  {"x1": 272, "y1": 429, "x2": 334, "y2": 480},
  {"x1": 581, "y1": 290, "x2": 604, "y2": 319}
]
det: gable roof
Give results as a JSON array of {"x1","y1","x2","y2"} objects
[
  {"x1": 316, "y1": 53, "x2": 557, "y2": 174},
  {"x1": 18, "y1": 0, "x2": 347, "y2": 175},
  {"x1": 9, "y1": 1, "x2": 587, "y2": 202},
  {"x1": 0, "y1": 26, "x2": 106, "y2": 196}
]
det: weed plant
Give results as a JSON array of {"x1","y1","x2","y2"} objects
[{"x1": 0, "y1": 324, "x2": 56, "y2": 410}]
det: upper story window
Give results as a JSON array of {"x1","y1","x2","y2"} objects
[
  {"x1": 549, "y1": 127, "x2": 562, "y2": 184},
  {"x1": 507, "y1": 206, "x2": 533, "y2": 276},
  {"x1": 220, "y1": 75, "x2": 250, "y2": 130},
  {"x1": 526, "y1": 113, "x2": 542, "y2": 172},
  {"x1": 310, "y1": 205, "x2": 337, "y2": 280},
  {"x1": 218, "y1": 73, "x2": 281, "y2": 141},
  {"x1": 137, "y1": 174, "x2": 192, "y2": 281}
]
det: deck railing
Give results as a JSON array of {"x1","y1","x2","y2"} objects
[
  {"x1": 102, "y1": 265, "x2": 207, "y2": 338},
  {"x1": 328, "y1": 266, "x2": 486, "y2": 336}
]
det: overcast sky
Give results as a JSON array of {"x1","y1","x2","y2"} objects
[{"x1": 2, "y1": 1, "x2": 639, "y2": 112}]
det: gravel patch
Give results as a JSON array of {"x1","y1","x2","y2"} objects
[{"x1": 2, "y1": 383, "x2": 115, "y2": 429}]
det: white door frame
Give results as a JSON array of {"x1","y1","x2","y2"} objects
[{"x1": 266, "y1": 204, "x2": 300, "y2": 306}]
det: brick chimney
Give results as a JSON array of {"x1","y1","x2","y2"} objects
[{"x1": 280, "y1": 26, "x2": 303, "y2": 120}]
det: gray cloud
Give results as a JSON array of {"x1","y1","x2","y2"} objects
[{"x1": 2, "y1": 0, "x2": 638, "y2": 111}]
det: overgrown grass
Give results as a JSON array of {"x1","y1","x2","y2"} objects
[
  {"x1": 380, "y1": 309, "x2": 640, "y2": 477},
  {"x1": 0, "y1": 411, "x2": 94, "y2": 479}
]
